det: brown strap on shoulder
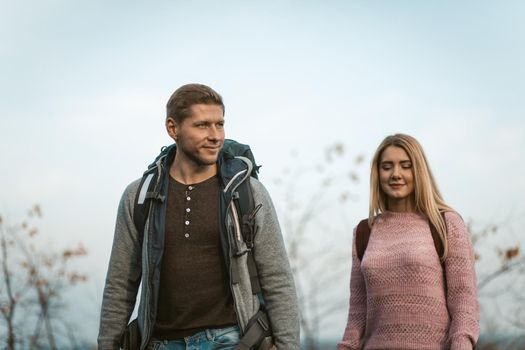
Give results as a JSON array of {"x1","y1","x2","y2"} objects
[{"x1": 355, "y1": 219, "x2": 370, "y2": 261}]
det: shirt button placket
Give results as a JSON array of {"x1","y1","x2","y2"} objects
[{"x1": 184, "y1": 186, "x2": 193, "y2": 239}]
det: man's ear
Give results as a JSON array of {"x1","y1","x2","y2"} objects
[{"x1": 166, "y1": 117, "x2": 178, "y2": 141}]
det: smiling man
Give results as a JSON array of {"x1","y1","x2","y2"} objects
[{"x1": 98, "y1": 84, "x2": 299, "y2": 350}]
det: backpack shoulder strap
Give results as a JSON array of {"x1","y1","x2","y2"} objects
[
  {"x1": 355, "y1": 219, "x2": 371, "y2": 261},
  {"x1": 132, "y1": 169, "x2": 158, "y2": 241},
  {"x1": 235, "y1": 177, "x2": 263, "y2": 295},
  {"x1": 132, "y1": 146, "x2": 174, "y2": 240},
  {"x1": 227, "y1": 155, "x2": 263, "y2": 296}
]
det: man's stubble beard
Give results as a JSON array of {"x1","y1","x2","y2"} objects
[{"x1": 177, "y1": 140, "x2": 220, "y2": 167}]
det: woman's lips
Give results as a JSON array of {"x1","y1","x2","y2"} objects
[{"x1": 389, "y1": 183, "x2": 404, "y2": 189}]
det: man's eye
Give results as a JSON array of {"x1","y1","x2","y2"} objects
[
  {"x1": 217, "y1": 123, "x2": 224, "y2": 129},
  {"x1": 197, "y1": 124, "x2": 207, "y2": 128}
]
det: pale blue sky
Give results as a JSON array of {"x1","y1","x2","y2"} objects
[{"x1": 2, "y1": 0, "x2": 525, "y2": 342}]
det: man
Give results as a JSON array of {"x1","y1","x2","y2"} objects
[{"x1": 98, "y1": 84, "x2": 299, "y2": 350}]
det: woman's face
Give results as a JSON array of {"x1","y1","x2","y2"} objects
[{"x1": 379, "y1": 145, "x2": 415, "y2": 211}]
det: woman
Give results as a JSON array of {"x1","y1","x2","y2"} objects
[{"x1": 338, "y1": 134, "x2": 479, "y2": 349}]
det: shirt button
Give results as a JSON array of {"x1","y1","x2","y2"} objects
[
  {"x1": 184, "y1": 233, "x2": 189, "y2": 238},
  {"x1": 186, "y1": 196, "x2": 191, "y2": 201},
  {"x1": 185, "y1": 220, "x2": 190, "y2": 225},
  {"x1": 188, "y1": 186, "x2": 194, "y2": 190},
  {"x1": 186, "y1": 208, "x2": 191, "y2": 213}
]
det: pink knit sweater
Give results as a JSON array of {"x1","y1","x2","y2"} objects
[{"x1": 338, "y1": 211, "x2": 479, "y2": 350}]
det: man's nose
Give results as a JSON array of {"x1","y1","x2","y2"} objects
[{"x1": 207, "y1": 126, "x2": 220, "y2": 140}]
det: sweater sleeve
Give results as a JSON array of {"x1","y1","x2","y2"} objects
[
  {"x1": 250, "y1": 179, "x2": 301, "y2": 349},
  {"x1": 444, "y1": 212, "x2": 480, "y2": 350},
  {"x1": 337, "y1": 227, "x2": 367, "y2": 350},
  {"x1": 98, "y1": 180, "x2": 143, "y2": 350}
]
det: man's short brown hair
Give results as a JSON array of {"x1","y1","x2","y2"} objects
[{"x1": 166, "y1": 84, "x2": 225, "y2": 123}]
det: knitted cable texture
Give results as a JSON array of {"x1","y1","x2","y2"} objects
[{"x1": 338, "y1": 211, "x2": 479, "y2": 350}]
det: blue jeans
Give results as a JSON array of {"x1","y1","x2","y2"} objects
[{"x1": 150, "y1": 325, "x2": 240, "y2": 350}]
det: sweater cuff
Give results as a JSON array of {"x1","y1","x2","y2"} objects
[{"x1": 450, "y1": 335, "x2": 473, "y2": 350}]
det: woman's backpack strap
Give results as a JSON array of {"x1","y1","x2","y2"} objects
[{"x1": 355, "y1": 219, "x2": 371, "y2": 261}]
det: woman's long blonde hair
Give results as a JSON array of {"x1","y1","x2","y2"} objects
[{"x1": 369, "y1": 134, "x2": 453, "y2": 261}]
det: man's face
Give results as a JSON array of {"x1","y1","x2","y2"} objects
[{"x1": 170, "y1": 104, "x2": 225, "y2": 167}]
